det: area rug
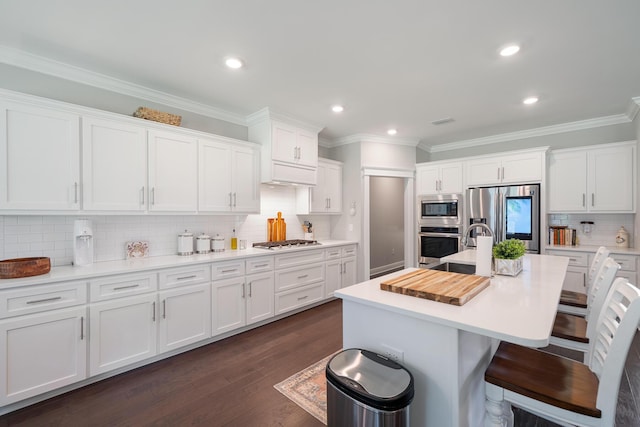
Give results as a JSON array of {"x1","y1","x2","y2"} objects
[{"x1": 274, "y1": 352, "x2": 337, "y2": 425}]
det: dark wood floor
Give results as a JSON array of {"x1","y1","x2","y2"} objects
[{"x1": 0, "y1": 299, "x2": 638, "y2": 426}]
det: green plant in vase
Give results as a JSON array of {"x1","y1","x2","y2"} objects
[{"x1": 492, "y1": 239, "x2": 526, "y2": 276}]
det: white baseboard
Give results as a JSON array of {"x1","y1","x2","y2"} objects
[{"x1": 370, "y1": 261, "x2": 405, "y2": 278}]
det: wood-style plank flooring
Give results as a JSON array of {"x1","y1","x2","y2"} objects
[{"x1": 0, "y1": 299, "x2": 638, "y2": 426}]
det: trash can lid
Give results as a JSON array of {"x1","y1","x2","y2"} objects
[{"x1": 326, "y1": 348, "x2": 414, "y2": 411}]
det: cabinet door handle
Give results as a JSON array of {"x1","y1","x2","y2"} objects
[
  {"x1": 162, "y1": 300, "x2": 166, "y2": 319},
  {"x1": 229, "y1": 192, "x2": 232, "y2": 207},
  {"x1": 241, "y1": 283, "x2": 245, "y2": 298},
  {"x1": 26, "y1": 296, "x2": 62, "y2": 305},
  {"x1": 140, "y1": 187, "x2": 145, "y2": 205},
  {"x1": 501, "y1": 167, "x2": 504, "y2": 180},
  {"x1": 151, "y1": 187, "x2": 155, "y2": 205},
  {"x1": 591, "y1": 193, "x2": 595, "y2": 207},
  {"x1": 497, "y1": 168, "x2": 501, "y2": 180},
  {"x1": 80, "y1": 316, "x2": 84, "y2": 340},
  {"x1": 328, "y1": 198, "x2": 331, "y2": 209},
  {"x1": 177, "y1": 275, "x2": 197, "y2": 280},
  {"x1": 74, "y1": 182, "x2": 78, "y2": 203},
  {"x1": 152, "y1": 301, "x2": 156, "y2": 322},
  {"x1": 113, "y1": 284, "x2": 140, "y2": 291},
  {"x1": 582, "y1": 193, "x2": 586, "y2": 207},
  {"x1": 233, "y1": 192, "x2": 237, "y2": 207},
  {"x1": 248, "y1": 282, "x2": 252, "y2": 297}
]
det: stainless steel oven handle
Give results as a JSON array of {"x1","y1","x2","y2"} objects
[{"x1": 418, "y1": 232, "x2": 461, "y2": 238}]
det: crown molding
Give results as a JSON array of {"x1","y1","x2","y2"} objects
[
  {"x1": 245, "y1": 106, "x2": 323, "y2": 133},
  {"x1": 424, "y1": 113, "x2": 631, "y2": 154},
  {"x1": 627, "y1": 97, "x2": 640, "y2": 122},
  {"x1": 327, "y1": 133, "x2": 419, "y2": 148},
  {"x1": 0, "y1": 45, "x2": 247, "y2": 125}
]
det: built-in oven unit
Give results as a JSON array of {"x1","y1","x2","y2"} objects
[
  {"x1": 417, "y1": 193, "x2": 463, "y2": 267},
  {"x1": 418, "y1": 225, "x2": 463, "y2": 267},
  {"x1": 418, "y1": 194, "x2": 462, "y2": 226}
]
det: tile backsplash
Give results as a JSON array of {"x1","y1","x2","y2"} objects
[
  {"x1": 0, "y1": 185, "x2": 331, "y2": 266},
  {"x1": 547, "y1": 213, "x2": 634, "y2": 248}
]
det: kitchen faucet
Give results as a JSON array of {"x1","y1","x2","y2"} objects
[{"x1": 462, "y1": 223, "x2": 495, "y2": 248}]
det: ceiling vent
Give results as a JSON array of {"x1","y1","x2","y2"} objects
[{"x1": 431, "y1": 117, "x2": 455, "y2": 125}]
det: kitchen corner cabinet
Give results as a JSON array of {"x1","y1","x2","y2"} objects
[
  {"x1": 466, "y1": 150, "x2": 544, "y2": 187},
  {"x1": 548, "y1": 142, "x2": 635, "y2": 213},
  {"x1": 82, "y1": 116, "x2": 147, "y2": 211},
  {"x1": 247, "y1": 109, "x2": 321, "y2": 185},
  {"x1": 325, "y1": 245, "x2": 357, "y2": 297},
  {"x1": 296, "y1": 158, "x2": 343, "y2": 214},
  {"x1": 0, "y1": 100, "x2": 80, "y2": 211},
  {"x1": 198, "y1": 137, "x2": 260, "y2": 213},
  {"x1": 416, "y1": 161, "x2": 463, "y2": 195},
  {"x1": 148, "y1": 130, "x2": 198, "y2": 212}
]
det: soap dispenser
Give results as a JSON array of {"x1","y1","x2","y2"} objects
[{"x1": 73, "y1": 219, "x2": 94, "y2": 266}]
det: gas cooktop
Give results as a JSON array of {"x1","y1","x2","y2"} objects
[{"x1": 252, "y1": 239, "x2": 321, "y2": 250}]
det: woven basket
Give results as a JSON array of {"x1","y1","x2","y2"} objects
[
  {"x1": 0, "y1": 257, "x2": 51, "y2": 279},
  {"x1": 133, "y1": 107, "x2": 182, "y2": 126}
]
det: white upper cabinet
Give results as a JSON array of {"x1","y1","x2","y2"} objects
[
  {"x1": 0, "y1": 100, "x2": 80, "y2": 211},
  {"x1": 416, "y1": 161, "x2": 463, "y2": 195},
  {"x1": 296, "y1": 158, "x2": 343, "y2": 214},
  {"x1": 82, "y1": 116, "x2": 147, "y2": 211},
  {"x1": 148, "y1": 129, "x2": 198, "y2": 212},
  {"x1": 198, "y1": 137, "x2": 260, "y2": 213},
  {"x1": 466, "y1": 150, "x2": 544, "y2": 187},
  {"x1": 548, "y1": 141, "x2": 636, "y2": 213},
  {"x1": 247, "y1": 108, "x2": 321, "y2": 185}
]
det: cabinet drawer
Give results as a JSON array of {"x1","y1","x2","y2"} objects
[
  {"x1": 211, "y1": 260, "x2": 245, "y2": 280},
  {"x1": 609, "y1": 254, "x2": 637, "y2": 272},
  {"x1": 275, "y1": 249, "x2": 325, "y2": 269},
  {"x1": 615, "y1": 270, "x2": 637, "y2": 285},
  {"x1": 89, "y1": 272, "x2": 158, "y2": 302},
  {"x1": 342, "y1": 245, "x2": 357, "y2": 258},
  {"x1": 0, "y1": 281, "x2": 87, "y2": 319},
  {"x1": 275, "y1": 282, "x2": 325, "y2": 315},
  {"x1": 275, "y1": 262, "x2": 325, "y2": 292},
  {"x1": 546, "y1": 250, "x2": 589, "y2": 267},
  {"x1": 159, "y1": 265, "x2": 211, "y2": 289},
  {"x1": 245, "y1": 256, "x2": 274, "y2": 274},
  {"x1": 325, "y1": 248, "x2": 342, "y2": 260}
]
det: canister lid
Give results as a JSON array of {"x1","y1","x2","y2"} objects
[
  {"x1": 178, "y1": 229, "x2": 193, "y2": 237},
  {"x1": 326, "y1": 348, "x2": 414, "y2": 411},
  {"x1": 197, "y1": 233, "x2": 211, "y2": 240}
]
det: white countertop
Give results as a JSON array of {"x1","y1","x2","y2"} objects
[
  {"x1": 335, "y1": 253, "x2": 568, "y2": 347},
  {"x1": 0, "y1": 240, "x2": 357, "y2": 289},
  {"x1": 545, "y1": 244, "x2": 640, "y2": 255}
]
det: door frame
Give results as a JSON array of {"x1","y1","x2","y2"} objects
[{"x1": 363, "y1": 168, "x2": 415, "y2": 279}]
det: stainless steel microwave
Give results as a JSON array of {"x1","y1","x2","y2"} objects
[{"x1": 418, "y1": 194, "x2": 462, "y2": 225}]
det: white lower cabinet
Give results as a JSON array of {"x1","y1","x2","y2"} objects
[
  {"x1": 0, "y1": 306, "x2": 87, "y2": 405},
  {"x1": 89, "y1": 293, "x2": 158, "y2": 376},
  {"x1": 158, "y1": 283, "x2": 211, "y2": 353},
  {"x1": 325, "y1": 245, "x2": 357, "y2": 297},
  {"x1": 211, "y1": 257, "x2": 274, "y2": 336},
  {"x1": 274, "y1": 249, "x2": 326, "y2": 314},
  {"x1": 545, "y1": 249, "x2": 588, "y2": 293}
]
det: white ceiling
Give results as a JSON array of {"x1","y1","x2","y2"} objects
[{"x1": 1, "y1": 1, "x2": 639, "y2": 150}]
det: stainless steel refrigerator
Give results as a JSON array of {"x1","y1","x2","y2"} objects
[{"x1": 465, "y1": 184, "x2": 540, "y2": 253}]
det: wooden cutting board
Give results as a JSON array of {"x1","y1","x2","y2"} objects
[{"x1": 380, "y1": 269, "x2": 490, "y2": 306}]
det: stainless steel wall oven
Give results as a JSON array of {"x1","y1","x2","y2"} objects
[{"x1": 417, "y1": 194, "x2": 463, "y2": 266}]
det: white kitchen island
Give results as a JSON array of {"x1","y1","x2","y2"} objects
[{"x1": 334, "y1": 252, "x2": 568, "y2": 427}]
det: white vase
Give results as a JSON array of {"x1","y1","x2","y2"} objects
[{"x1": 494, "y1": 257, "x2": 523, "y2": 276}]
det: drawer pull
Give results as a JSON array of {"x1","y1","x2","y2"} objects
[
  {"x1": 113, "y1": 284, "x2": 140, "y2": 291},
  {"x1": 177, "y1": 275, "x2": 197, "y2": 280},
  {"x1": 254, "y1": 263, "x2": 269, "y2": 268},
  {"x1": 297, "y1": 274, "x2": 309, "y2": 279},
  {"x1": 26, "y1": 296, "x2": 62, "y2": 305},
  {"x1": 569, "y1": 258, "x2": 578, "y2": 262},
  {"x1": 221, "y1": 269, "x2": 237, "y2": 274},
  {"x1": 297, "y1": 295, "x2": 309, "y2": 301}
]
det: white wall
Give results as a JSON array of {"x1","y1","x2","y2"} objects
[{"x1": 0, "y1": 186, "x2": 332, "y2": 267}]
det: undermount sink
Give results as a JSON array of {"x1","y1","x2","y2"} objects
[{"x1": 427, "y1": 262, "x2": 476, "y2": 275}]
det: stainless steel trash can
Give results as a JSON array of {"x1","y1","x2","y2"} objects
[{"x1": 326, "y1": 348, "x2": 414, "y2": 426}]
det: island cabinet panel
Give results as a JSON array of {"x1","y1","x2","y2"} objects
[
  {"x1": 0, "y1": 306, "x2": 87, "y2": 405},
  {"x1": 82, "y1": 116, "x2": 147, "y2": 211},
  {"x1": 0, "y1": 99, "x2": 80, "y2": 211}
]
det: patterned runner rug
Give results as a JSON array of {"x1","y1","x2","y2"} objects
[{"x1": 274, "y1": 352, "x2": 337, "y2": 425}]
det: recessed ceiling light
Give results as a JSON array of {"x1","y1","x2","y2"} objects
[
  {"x1": 523, "y1": 96, "x2": 539, "y2": 105},
  {"x1": 331, "y1": 105, "x2": 344, "y2": 113},
  {"x1": 500, "y1": 44, "x2": 520, "y2": 57},
  {"x1": 225, "y1": 57, "x2": 244, "y2": 69},
  {"x1": 387, "y1": 129, "x2": 397, "y2": 136}
]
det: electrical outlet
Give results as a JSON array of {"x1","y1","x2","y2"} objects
[
  {"x1": 380, "y1": 344, "x2": 404, "y2": 363},
  {"x1": 391, "y1": 248, "x2": 395, "y2": 255}
]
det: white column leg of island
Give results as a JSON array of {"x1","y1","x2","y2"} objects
[
  {"x1": 342, "y1": 300, "x2": 494, "y2": 427},
  {"x1": 484, "y1": 382, "x2": 514, "y2": 427}
]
